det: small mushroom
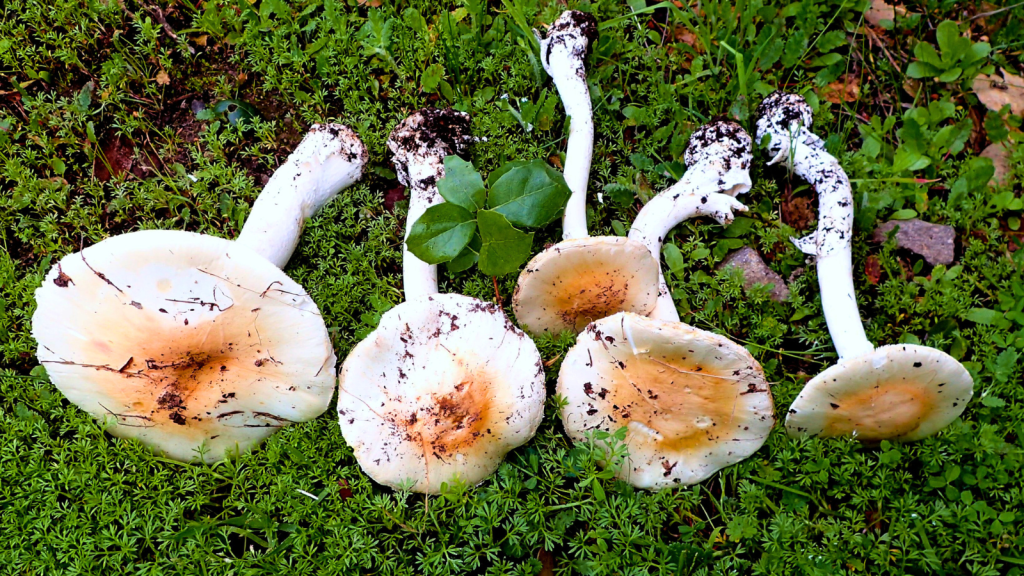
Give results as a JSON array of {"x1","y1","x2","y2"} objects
[
  {"x1": 338, "y1": 109, "x2": 545, "y2": 494},
  {"x1": 628, "y1": 119, "x2": 752, "y2": 321},
  {"x1": 514, "y1": 11, "x2": 660, "y2": 335},
  {"x1": 755, "y1": 92, "x2": 973, "y2": 441},
  {"x1": 32, "y1": 124, "x2": 367, "y2": 463},
  {"x1": 557, "y1": 121, "x2": 772, "y2": 489}
]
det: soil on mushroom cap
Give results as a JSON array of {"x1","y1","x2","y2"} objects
[
  {"x1": 684, "y1": 117, "x2": 752, "y2": 171},
  {"x1": 389, "y1": 108, "x2": 473, "y2": 160}
]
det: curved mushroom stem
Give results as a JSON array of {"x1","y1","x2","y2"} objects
[
  {"x1": 628, "y1": 120, "x2": 753, "y2": 322},
  {"x1": 537, "y1": 11, "x2": 598, "y2": 240},
  {"x1": 755, "y1": 92, "x2": 874, "y2": 360},
  {"x1": 237, "y1": 124, "x2": 367, "y2": 269},
  {"x1": 386, "y1": 108, "x2": 475, "y2": 301}
]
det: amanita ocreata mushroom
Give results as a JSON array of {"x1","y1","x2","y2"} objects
[
  {"x1": 338, "y1": 109, "x2": 545, "y2": 494},
  {"x1": 628, "y1": 119, "x2": 753, "y2": 321},
  {"x1": 33, "y1": 124, "x2": 368, "y2": 463},
  {"x1": 556, "y1": 121, "x2": 773, "y2": 490},
  {"x1": 756, "y1": 92, "x2": 973, "y2": 441},
  {"x1": 513, "y1": 11, "x2": 660, "y2": 335}
]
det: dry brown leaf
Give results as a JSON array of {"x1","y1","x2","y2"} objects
[
  {"x1": 865, "y1": 255, "x2": 882, "y2": 285},
  {"x1": 973, "y1": 69, "x2": 1024, "y2": 116},
  {"x1": 155, "y1": 70, "x2": 170, "y2": 85},
  {"x1": 356, "y1": 0, "x2": 382, "y2": 6},
  {"x1": 864, "y1": 0, "x2": 907, "y2": 27},
  {"x1": 823, "y1": 74, "x2": 861, "y2": 103},
  {"x1": 980, "y1": 143, "x2": 1012, "y2": 186},
  {"x1": 194, "y1": 34, "x2": 208, "y2": 47},
  {"x1": 674, "y1": 25, "x2": 702, "y2": 52}
]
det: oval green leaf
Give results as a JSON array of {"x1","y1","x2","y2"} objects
[
  {"x1": 406, "y1": 203, "x2": 476, "y2": 264},
  {"x1": 477, "y1": 210, "x2": 534, "y2": 276},
  {"x1": 487, "y1": 159, "x2": 572, "y2": 228},
  {"x1": 437, "y1": 156, "x2": 485, "y2": 211}
]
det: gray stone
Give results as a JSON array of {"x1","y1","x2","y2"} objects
[
  {"x1": 871, "y1": 218, "x2": 955, "y2": 266},
  {"x1": 717, "y1": 247, "x2": 790, "y2": 302}
]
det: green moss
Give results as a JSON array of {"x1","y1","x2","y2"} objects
[{"x1": 1, "y1": 0, "x2": 1023, "y2": 574}]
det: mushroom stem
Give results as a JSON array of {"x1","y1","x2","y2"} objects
[
  {"x1": 402, "y1": 180, "x2": 442, "y2": 301},
  {"x1": 755, "y1": 92, "x2": 873, "y2": 360},
  {"x1": 237, "y1": 124, "x2": 367, "y2": 269},
  {"x1": 628, "y1": 120, "x2": 753, "y2": 322},
  {"x1": 538, "y1": 11, "x2": 598, "y2": 240},
  {"x1": 386, "y1": 109, "x2": 475, "y2": 301}
]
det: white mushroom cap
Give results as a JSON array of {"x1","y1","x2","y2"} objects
[
  {"x1": 338, "y1": 294, "x2": 545, "y2": 493},
  {"x1": 785, "y1": 344, "x2": 973, "y2": 442},
  {"x1": 557, "y1": 312, "x2": 773, "y2": 490},
  {"x1": 33, "y1": 230, "x2": 336, "y2": 463},
  {"x1": 512, "y1": 237, "x2": 660, "y2": 336}
]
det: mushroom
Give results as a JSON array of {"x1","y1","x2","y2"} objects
[
  {"x1": 513, "y1": 11, "x2": 661, "y2": 335},
  {"x1": 628, "y1": 119, "x2": 753, "y2": 321},
  {"x1": 556, "y1": 121, "x2": 772, "y2": 490},
  {"x1": 338, "y1": 109, "x2": 545, "y2": 494},
  {"x1": 32, "y1": 124, "x2": 367, "y2": 463},
  {"x1": 755, "y1": 92, "x2": 973, "y2": 441}
]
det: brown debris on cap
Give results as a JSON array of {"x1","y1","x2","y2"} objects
[
  {"x1": 871, "y1": 218, "x2": 955, "y2": 266},
  {"x1": 557, "y1": 312, "x2": 774, "y2": 490}
]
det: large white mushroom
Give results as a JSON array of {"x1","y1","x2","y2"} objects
[
  {"x1": 338, "y1": 109, "x2": 545, "y2": 494},
  {"x1": 755, "y1": 92, "x2": 973, "y2": 442},
  {"x1": 32, "y1": 124, "x2": 367, "y2": 463},
  {"x1": 513, "y1": 11, "x2": 660, "y2": 335},
  {"x1": 557, "y1": 121, "x2": 773, "y2": 491}
]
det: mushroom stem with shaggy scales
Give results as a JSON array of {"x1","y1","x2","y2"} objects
[
  {"x1": 236, "y1": 125, "x2": 367, "y2": 268},
  {"x1": 537, "y1": 10, "x2": 598, "y2": 240},
  {"x1": 756, "y1": 92, "x2": 973, "y2": 441},
  {"x1": 33, "y1": 124, "x2": 367, "y2": 463},
  {"x1": 339, "y1": 109, "x2": 545, "y2": 494},
  {"x1": 387, "y1": 109, "x2": 476, "y2": 301},
  {"x1": 629, "y1": 120, "x2": 753, "y2": 322}
]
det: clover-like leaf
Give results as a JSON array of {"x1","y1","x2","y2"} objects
[
  {"x1": 487, "y1": 159, "x2": 572, "y2": 228},
  {"x1": 406, "y1": 203, "x2": 476, "y2": 264},
  {"x1": 477, "y1": 210, "x2": 534, "y2": 276}
]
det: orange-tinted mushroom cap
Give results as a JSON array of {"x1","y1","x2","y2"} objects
[{"x1": 33, "y1": 230, "x2": 336, "y2": 463}]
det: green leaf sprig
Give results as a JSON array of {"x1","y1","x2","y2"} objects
[{"x1": 406, "y1": 156, "x2": 571, "y2": 276}]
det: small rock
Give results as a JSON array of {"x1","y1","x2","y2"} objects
[
  {"x1": 980, "y1": 143, "x2": 1012, "y2": 187},
  {"x1": 871, "y1": 218, "x2": 955, "y2": 266},
  {"x1": 717, "y1": 247, "x2": 790, "y2": 302}
]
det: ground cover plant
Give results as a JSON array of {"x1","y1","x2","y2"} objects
[{"x1": 1, "y1": 0, "x2": 1023, "y2": 573}]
